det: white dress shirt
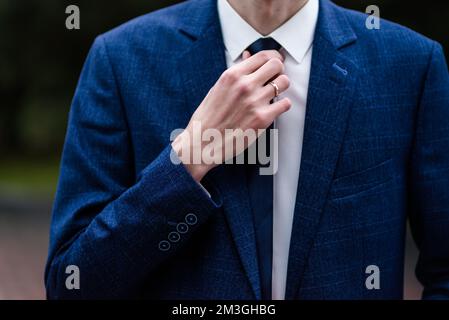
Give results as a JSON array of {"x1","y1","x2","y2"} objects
[{"x1": 217, "y1": 0, "x2": 319, "y2": 299}]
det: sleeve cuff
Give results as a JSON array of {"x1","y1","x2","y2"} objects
[{"x1": 138, "y1": 145, "x2": 222, "y2": 223}]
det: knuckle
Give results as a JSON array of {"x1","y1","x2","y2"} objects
[
  {"x1": 221, "y1": 69, "x2": 238, "y2": 84},
  {"x1": 271, "y1": 58, "x2": 284, "y2": 70},
  {"x1": 245, "y1": 96, "x2": 258, "y2": 109},
  {"x1": 257, "y1": 51, "x2": 270, "y2": 61},
  {"x1": 237, "y1": 80, "x2": 251, "y2": 96},
  {"x1": 254, "y1": 110, "x2": 267, "y2": 124}
]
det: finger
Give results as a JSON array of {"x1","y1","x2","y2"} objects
[
  {"x1": 260, "y1": 74, "x2": 290, "y2": 100},
  {"x1": 250, "y1": 58, "x2": 284, "y2": 87},
  {"x1": 235, "y1": 50, "x2": 284, "y2": 75},
  {"x1": 242, "y1": 50, "x2": 251, "y2": 60},
  {"x1": 263, "y1": 97, "x2": 292, "y2": 120}
]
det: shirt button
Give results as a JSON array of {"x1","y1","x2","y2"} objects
[
  {"x1": 185, "y1": 213, "x2": 198, "y2": 225},
  {"x1": 168, "y1": 231, "x2": 181, "y2": 243},
  {"x1": 158, "y1": 240, "x2": 171, "y2": 251},
  {"x1": 177, "y1": 222, "x2": 189, "y2": 234}
]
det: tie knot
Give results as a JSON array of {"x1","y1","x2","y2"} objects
[{"x1": 246, "y1": 37, "x2": 282, "y2": 55}]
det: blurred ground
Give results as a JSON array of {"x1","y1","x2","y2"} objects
[
  {"x1": 0, "y1": 192, "x2": 52, "y2": 299},
  {"x1": 0, "y1": 159, "x2": 57, "y2": 300}
]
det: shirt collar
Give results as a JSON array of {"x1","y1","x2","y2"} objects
[{"x1": 218, "y1": 0, "x2": 319, "y2": 64}]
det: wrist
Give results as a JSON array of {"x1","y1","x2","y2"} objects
[{"x1": 171, "y1": 131, "x2": 212, "y2": 182}]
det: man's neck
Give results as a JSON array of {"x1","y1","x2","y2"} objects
[{"x1": 227, "y1": 0, "x2": 309, "y2": 35}]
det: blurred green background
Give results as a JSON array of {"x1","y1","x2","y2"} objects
[{"x1": 0, "y1": 0, "x2": 448, "y2": 299}]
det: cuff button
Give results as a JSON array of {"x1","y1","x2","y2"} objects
[
  {"x1": 177, "y1": 222, "x2": 189, "y2": 234},
  {"x1": 158, "y1": 240, "x2": 171, "y2": 251},
  {"x1": 185, "y1": 213, "x2": 198, "y2": 225},
  {"x1": 168, "y1": 231, "x2": 181, "y2": 243}
]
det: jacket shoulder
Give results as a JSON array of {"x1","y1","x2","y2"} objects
[{"x1": 97, "y1": 0, "x2": 205, "y2": 54}]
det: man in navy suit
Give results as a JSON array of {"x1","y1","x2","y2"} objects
[{"x1": 46, "y1": 0, "x2": 449, "y2": 299}]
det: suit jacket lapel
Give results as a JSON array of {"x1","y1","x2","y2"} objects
[
  {"x1": 176, "y1": 0, "x2": 262, "y2": 299},
  {"x1": 285, "y1": 0, "x2": 360, "y2": 299}
]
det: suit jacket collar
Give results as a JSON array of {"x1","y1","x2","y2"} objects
[
  {"x1": 284, "y1": 0, "x2": 360, "y2": 299},
  {"x1": 317, "y1": 0, "x2": 357, "y2": 49},
  {"x1": 176, "y1": 0, "x2": 220, "y2": 41}
]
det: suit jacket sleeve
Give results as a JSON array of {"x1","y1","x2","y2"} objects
[
  {"x1": 409, "y1": 41, "x2": 449, "y2": 299},
  {"x1": 45, "y1": 36, "x2": 222, "y2": 299}
]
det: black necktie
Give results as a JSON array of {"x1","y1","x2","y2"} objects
[
  {"x1": 245, "y1": 37, "x2": 281, "y2": 300},
  {"x1": 246, "y1": 37, "x2": 282, "y2": 56}
]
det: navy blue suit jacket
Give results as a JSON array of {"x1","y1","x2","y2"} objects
[{"x1": 46, "y1": 0, "x2": 449, "y2": 299}]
